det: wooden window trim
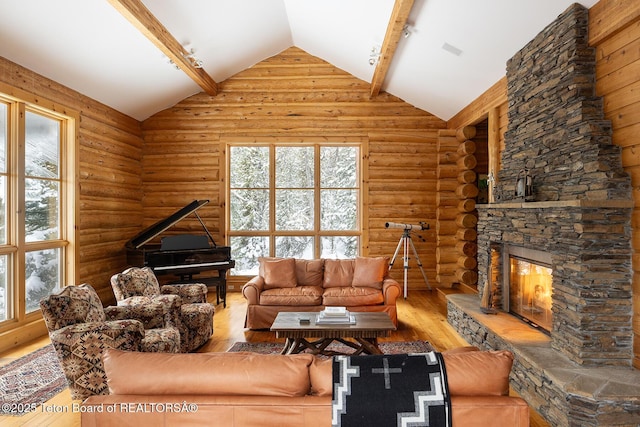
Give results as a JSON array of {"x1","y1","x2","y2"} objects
[{"x1": 0, "y1": 85, "x2": 78, "y2": 350}]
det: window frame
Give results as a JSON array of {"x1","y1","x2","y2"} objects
[
  {"x1": 226, "y1": 141, "x2": 363, "y2": 275},
  {"x1": 0, "y1": 85, "x2": 77, "y2": 331}
]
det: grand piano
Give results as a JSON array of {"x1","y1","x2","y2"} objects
[{"x1": 126, "y1": 199, "x2": 235, "y2": 307}]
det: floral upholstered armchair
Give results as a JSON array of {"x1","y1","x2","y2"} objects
[
  {"x1": 110, "y1": 266, "x2": 214, "y2": 352},
  {"x1": 40, "y1": 283, "x2": 180, "y2": 400}
]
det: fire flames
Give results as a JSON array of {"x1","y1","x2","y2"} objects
[{"x1": 509, "y1": 258, "x2": 553, "y2": 332}]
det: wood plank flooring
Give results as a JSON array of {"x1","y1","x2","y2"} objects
[{"x1": 0, "y1": 290, "x2": 549, "y2": 427}]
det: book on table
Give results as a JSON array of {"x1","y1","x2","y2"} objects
[
  {"x1": 316, "y1": 307, "x2": 356, "y2": 324},
  {"x1": 322, "y1": 306, "x2": 348, "y2": 316}
]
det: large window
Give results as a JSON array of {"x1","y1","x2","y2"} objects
[
  {"x1": 0, "y1": 93, "x2": 74, "y2": 327},
  {"x1": 228, "y1": 144, "x2": 360, "y2": 275}
]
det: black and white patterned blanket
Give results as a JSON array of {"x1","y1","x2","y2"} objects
[{"x1": 332, "y1": 352, "x2": 451, "y2": 427}]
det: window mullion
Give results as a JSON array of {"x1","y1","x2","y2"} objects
[
  {"x1": 13, "y1": 102, "x2": 26, "y2": 321},
  {"x1": 269, "y1": 145, "x2": 276, "y2": 257},
  {"x1": 314, "y1": 145, "x2": 321, "y2": 257}
]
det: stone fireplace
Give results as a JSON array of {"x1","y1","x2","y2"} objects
[
  {"x1": 480, "y1": 0, "x2": 634, "y2": 367},
  {"x1": 447, "y1": 4, "x2": 640, "y2": 426}
]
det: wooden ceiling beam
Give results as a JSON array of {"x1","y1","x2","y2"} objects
[
  {"x1": 108, "y1": 0, "x2": 218, "y2": 96},
  {"x1": 370, "y1": 0, "x2": 415, "y2": 97}
]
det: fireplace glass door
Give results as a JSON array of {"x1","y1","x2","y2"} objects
[{"x1": 509, "y1": 256, "x2": 552, "y2": 332}]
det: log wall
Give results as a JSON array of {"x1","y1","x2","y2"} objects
[
  {"x1": 141, "y1": 47, "x2": 448, "y2": 290},
  {"x1": 435, "y1": 130, "x2": 459, "y2": 287},
  {"x1": 454, "y1": 126, "x2": 478, "y2": 288}
]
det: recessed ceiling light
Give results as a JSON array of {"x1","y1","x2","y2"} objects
[{"x1": 442, "y1": 42, "x2": 463, "y2": 56}]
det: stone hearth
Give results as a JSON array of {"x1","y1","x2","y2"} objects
[
  {"x1": 447, "y1": 4, "x2": 639, "y2": 426},
  {"x1": 448, "y1": 294, "x2": 640, "y2": 427}
]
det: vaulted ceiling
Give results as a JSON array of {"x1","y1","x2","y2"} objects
[{"x1": 0, "y1": 0, "x2": 598, "y2": 121}]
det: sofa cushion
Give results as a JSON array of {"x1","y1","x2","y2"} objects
[
  {"x1": 322, "y1": 286, "x2": 384, "y2": 306},
  {"x1": 352, "y1": 256, "x2": 389, "y2": 289},
  {"x1": 261, "y1": 257, "x2": 297, "y2": 289},
  {"x1": 295, "y1": 259, "x2": 325, "y2": 288},
  {"x1": 103, "y1": 349, "x2": 315, "y2": 397},
  {"x1": 443, "y1": 350, "x2": 514, "y2": 396},
  {"x1": 322, "y1": 259, "x2": 354, "y2": 288},
  {"x1": 260, "y1": 286, "x2": 323, "y2": 306}
]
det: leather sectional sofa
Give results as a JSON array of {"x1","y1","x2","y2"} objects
[
  {"x1": 242, "y1": 256, "x2": 402, "y2": 329},
  {"x1": 81, "y1": 347, "x2": 529, "y2": 426}
]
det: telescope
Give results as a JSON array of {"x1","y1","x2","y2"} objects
[
  {"x1": 386, "y1": 221, "x2": 432, "y2": 296},
  {"x1": 385, "y1": 222, "x2": 430, "y2": 231}
]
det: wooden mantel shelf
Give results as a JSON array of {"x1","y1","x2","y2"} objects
[{"x1": 477, "y1": 199, "x2": 633, "y2": 209}]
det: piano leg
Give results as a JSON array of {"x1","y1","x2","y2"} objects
[{"x1": 217, "y1": 270, "x2": 227, "y2": 308}]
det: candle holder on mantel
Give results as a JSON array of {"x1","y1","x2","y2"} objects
[
  {"x1": 487, "y1": 171, "x2": 496, "y2": 203},
  {"x1": 480, "y1": 280, "x2": 498, "y2": 314},
  {"x1": 514, "y1": 169, "x2": 534, "y2": 201}
]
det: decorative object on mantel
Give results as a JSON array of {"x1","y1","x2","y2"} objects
[
  {"x1": 487, "y1": 171, "x2": 496, "y2": 203},
  {"x1": 480, "y1": 280, "x2": 497, "y2": 314},
  {"x1": 514, "y1": 168, "x2": 534, "y2": 201},
  {"x1": 477, "y1": 174, "x2": 489, "y2": 204}
]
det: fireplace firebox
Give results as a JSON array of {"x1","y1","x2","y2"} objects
[
  {"x1": 488, "y1": 244, "x2": 553, "y2": 333},
  {"x1": 503, "y1": 245, "x2": 552, "y2": 333}
]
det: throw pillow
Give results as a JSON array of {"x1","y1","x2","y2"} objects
[
  {"x1": 322, "y1": 259, "x2": 354, "y2": 288},
  {"x1": 261, "y1": 257, "x2": 298, "y2": 289},
  {"x1": 295, "y1": 259, "x2": 325, "y2": 287},
  {"x1": 442, "y1": 349, "x2": 514, "y2": 396},
  {"x1": 351, "y1": 256, "x2": 389, "y2": 289},
  {"x1": 258, "y1": 256, "x2": 279, "y2": 277}
]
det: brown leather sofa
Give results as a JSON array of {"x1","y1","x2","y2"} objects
[
  {"x1": 81, "y1": 347, "x2": 530, "y2": 427},
  {"x1": 242, "y1": 256, "x2": 402, "y2": 329}
]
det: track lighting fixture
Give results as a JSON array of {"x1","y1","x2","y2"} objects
[
  {"x1": 402, "y1": 24, "x2": 411, "y2": 38},
  {"x1": 369, "y1": 46, "x2": 381, "y2": 66},
  {"x1": 183, "y1": 48, "x2": 204, "y2": 68}
]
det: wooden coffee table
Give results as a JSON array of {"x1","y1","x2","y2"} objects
[{"x1": 270, "y1": 311, "x2": 396, "y2": 356}]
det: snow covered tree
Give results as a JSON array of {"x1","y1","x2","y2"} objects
[{"x1": 229, "y1": 144, "x2": 359, "y2": 274}]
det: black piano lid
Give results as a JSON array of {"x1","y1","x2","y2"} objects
[{"x1": 126, "y1": 200, "x2": 211, "y2": 250}]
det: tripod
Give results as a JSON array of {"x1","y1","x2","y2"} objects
[{"x1": 389, "y1": 229, "x2": 431, "y2": 298}]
